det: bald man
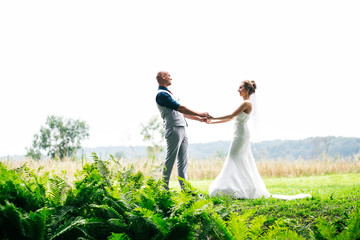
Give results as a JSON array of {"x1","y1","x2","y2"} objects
[{"x1": 156, "y1": 71, "x2": 209, "y2": 190}]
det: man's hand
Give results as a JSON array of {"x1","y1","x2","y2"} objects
[
  {"x1": 199, "y1": 117, "x2": 210, "y2": 123},
  {"x1": 199, "y1": 117, "x2": 205, "y2": 122},
  {"x1": 200, "y1": 112, "x2": 212, "y2": 118}
]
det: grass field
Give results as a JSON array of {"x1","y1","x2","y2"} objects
[
  {"x1": 168, "y1": 173, "x2": 360, "y2": 239},
  {"x1": 1, "y1": 157, "x2": 359, "y2": 239},
  {"x1": 176, "y1": 173, "x2": 359, "y2": 195},
  {"x1": 2, "y1": 155, "x2": 360, "y2": 180}
]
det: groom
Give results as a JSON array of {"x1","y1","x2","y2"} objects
[{"x1": 156, "y1": 71, "x2": 210, "y2": 190}]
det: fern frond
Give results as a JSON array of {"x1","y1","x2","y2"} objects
[
  {"x1": 137, "y1": 191, "x2": 157, "y2": 211},
  {"x1": 211, "y1": 211, "x2": 233, "y2": 240},
  {"x1": 165, "y1": 222, "x2": 193, "y2": 240},
  {"x1": 107, "y1": 218, "x2": 127, "y2": 230},
  {"x1": 47, "y1": 204, "x2": 79, "y2": 235},
  {"x1": 32, "y1": 174, "x2": 47, "y2": 204},
  {"x1": 249, "y1": 215, "x2": 266, "y2": 239},
  {"x1": 103, "y1": 196, "x2": 130, "y2": 220},
  {"x1": 0, "y1": 201, "x2": 26, "y2": 239},
  {"x1": 49, "y1": 216, "x2": 87, "y2": 240},
  {"x1": 108, "y1": 232, "x2": 132, "y2": 240},
  {"x1": 183, "y1": 199, "x2": 212, "y2": 217},
  {"x1": 13, "y1": 161, "x2": 29, "y2": 174},
  {"x1": 262, "y1": 219, "x2": 305, "y2": 240},
  {"x1": 170, "y1": 191, "x2": 192, "y2": 217},
  {"x1": 27, "y1": 207, "x2": 51, "y2": 240},
  {"x1": 127, "y1": 212, "x2": 163, "y2": 239},
  {"x1": 334, "y1": 206, "x2": 360, "y2": 240},
  {"x1": 261, "y1": 219, "x2": 285, "y2": 240},
  {"x1": 89, "y1": 204, "x2": 125, "y2": 221},
  {"x1": 93, "y1": 153, "x2": 111, "y2": 186},
  {"x1": 238, "y1": 208, "x2": 257, "y2": 221},
  {"x1": 346, "y1": 206, "x2": 360, "y2": 240},
  {"x1": 134, "y1": 207, "x2": 169, "y2": 235},
  {"x1": 271, "y1": 229, "x2": 305, "y2": 240},
  {"x1": 47, "y1": 175, "x2": 69, "y2": 205},
  {"x1": 179, "y1": 177, "x2": 196, "y2": 192},
  {"x1": 226, "y1": 212, "x2": 249, "y2": 240},
  {"x1": 315, "y1": 217, "x2": 338, "y2": 240},
  {"x1": 131, "y1": 170, "x2": 145, "y2": 189}
]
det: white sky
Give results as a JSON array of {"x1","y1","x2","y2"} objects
[{"x1": 1, "y1": 0, "x2": 360, "y2": 157}]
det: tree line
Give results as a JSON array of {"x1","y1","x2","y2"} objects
[{"x1": 24, "y1": 116, "x2": 360, "y2": 161}]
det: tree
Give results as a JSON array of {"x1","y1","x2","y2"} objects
[
  {"x1": 312, "y1": 136, "x2": 333, "y2": 158},
  {"x1": 114, "y1": 151, "x2": 126, "y2": 159},
  {"x1": 26, "y1": 115, "x2": 89, "y2": 160},
  {"x1": 140, "y1": 116, "x2": 165, "y2": 160}
]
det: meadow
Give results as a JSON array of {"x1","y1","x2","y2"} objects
[
  {"x1": 0, "y1": 155, "x2": 359, "y2": 239},
  {"x1": 3, "y1": 154, "x2": 360, "y2": 180}
]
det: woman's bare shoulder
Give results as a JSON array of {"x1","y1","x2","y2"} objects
[{"x1": 243, "y1": 100, "x2": 252, "y2": 106}]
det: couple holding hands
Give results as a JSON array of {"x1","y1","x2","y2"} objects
[{"x1": 156, "y1": 71, "x2": 310, "y2": 200}]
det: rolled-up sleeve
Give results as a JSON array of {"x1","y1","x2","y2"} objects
[{"x1": 156, "y1": 92, "x2": 180, "y2": 110}]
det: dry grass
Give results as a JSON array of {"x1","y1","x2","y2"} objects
[
  {"x1": 1, "y1": 155, "x2": 359, "y2": 181},
  {"x1": 257, "y1": 158, "x2": 360, "y2": 177},
  {"x1": 187, "y1": 156, "x2": 360, "y2": 179}
]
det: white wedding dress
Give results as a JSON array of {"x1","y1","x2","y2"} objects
[{"x1": 209, "y1": 112, "x2": 311, "y2": 200}]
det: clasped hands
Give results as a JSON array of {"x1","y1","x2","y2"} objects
[{"x1": 199, "y1": 112, "x2": 213, "y2": 124}]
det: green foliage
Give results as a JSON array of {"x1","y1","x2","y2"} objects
[
  {"x1": 187, "y1": 173, "x2": 360, "y2": 239},
  {"x1": 227, "y1": 212, "x2": 250, "y2": 240},
  {"x1": 0, "y1": 201, "x2": 51, "y2": 240},
  {"x1": 312, "y1": 205, "x2": 360, "y2": 240},
  {"x1": 0, "y1": 162, "x2": 46, "y2": 211},
  {"x1": 1, "y1": 157, "x2": 359, "y2": 239},
  {"x1": 108, "y1": 233, "x2": 132, "y2": 240},
  {"x1": 26, "y1": 115, "x2": 89, "y2": 160}
]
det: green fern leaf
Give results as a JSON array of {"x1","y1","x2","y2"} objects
[
  {"x1": 226, "y1": 212, "x2": 249, "y2": 240},
  {"x1": 315, "y1": 217, "x2": 338, "y2": 240},
  {"x1": 49, "y1": 216, "x2": 87, "y2": 240},
  {"x1": 0, "y1": 201, "x2": 26, "y2": 239},
  {"x1": 183, "y1": 199, "x2": 212, "y2": 217},
  {"x1": 272, "y1": 229, "x2": 305, "y2": 240},
  {"x1": 47, "y1": 175, "x2": 69, "y2": 205},
  {"x1": 27, "y1": 207, "x2": 51, "y2": 240},
  {"x1": 249, "y1": 215, "x2": 266, "y2": 239},
  {"x1": 211, "y1": 212, "x2": 233, "y2": 240},
  {"x1": 262, "y1": 219, "x2": 305, "y2": 240},
  {"x1": 134, "y1": 207, "x2": 169, "y2": 235},
  {"x1": 165, "y1": 222, "x2": 193, "y2": 240},
  {"x1": 170, "y1": 191, "x2": 192, "y2": 218},
  {"x1": 108, "y1": 232, "x2": 131, "y2": 240},
  {"x1": 347, "y1": 207, "x2": 360, "y2": 239},
  {"x1": 93, "y1": 153, "x2": 111, "y2": 186},
  {"x1": 337, "y1": 206, "x2": 360, "y2": 240},
  {"x1": 89, "y1": 204, "x2": 125, "y2": 221}
]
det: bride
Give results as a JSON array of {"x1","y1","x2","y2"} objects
[{"x1": 208, "y1": 80, "x2": 311, "y2": 200}]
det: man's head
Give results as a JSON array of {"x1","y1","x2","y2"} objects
[{"x1": 156, "y1": 71, "x2": 172, "y2": 87}]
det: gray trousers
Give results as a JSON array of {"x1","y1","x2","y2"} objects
[{"x1": 162, "y1": 126, "x2": 188, "y2": 190}]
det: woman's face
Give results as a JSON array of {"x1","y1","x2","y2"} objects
[{"x1": 238, "y1": 83, "x2": 246, "y2": 97}]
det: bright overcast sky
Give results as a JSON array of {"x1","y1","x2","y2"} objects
[{"x1": 1, "y1": 0, "x2": 360, "y2": 157}]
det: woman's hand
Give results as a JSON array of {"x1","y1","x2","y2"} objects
[
  {"x1": 206, "y1": 119, "x2": 213, "y2": 124},
  {"x1": 207, "y1": 118, "x2": 233, "y2": 124}
]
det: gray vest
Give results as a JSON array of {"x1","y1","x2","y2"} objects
[{"x1": 156, "y1": 90, "x2": 187, "y2": 129}]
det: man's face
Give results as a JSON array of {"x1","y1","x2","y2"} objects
[{"x1": 162, "y1": 72, "x2": 172, "y2": 87}]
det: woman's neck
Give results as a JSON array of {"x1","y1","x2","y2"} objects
[{"x1": 242, "y1": 95, "x2": 250, "y2": 101}]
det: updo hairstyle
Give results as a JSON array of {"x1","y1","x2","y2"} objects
[{"x1": 242, "y1": 80, "x2": 257, "y2": 96}]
